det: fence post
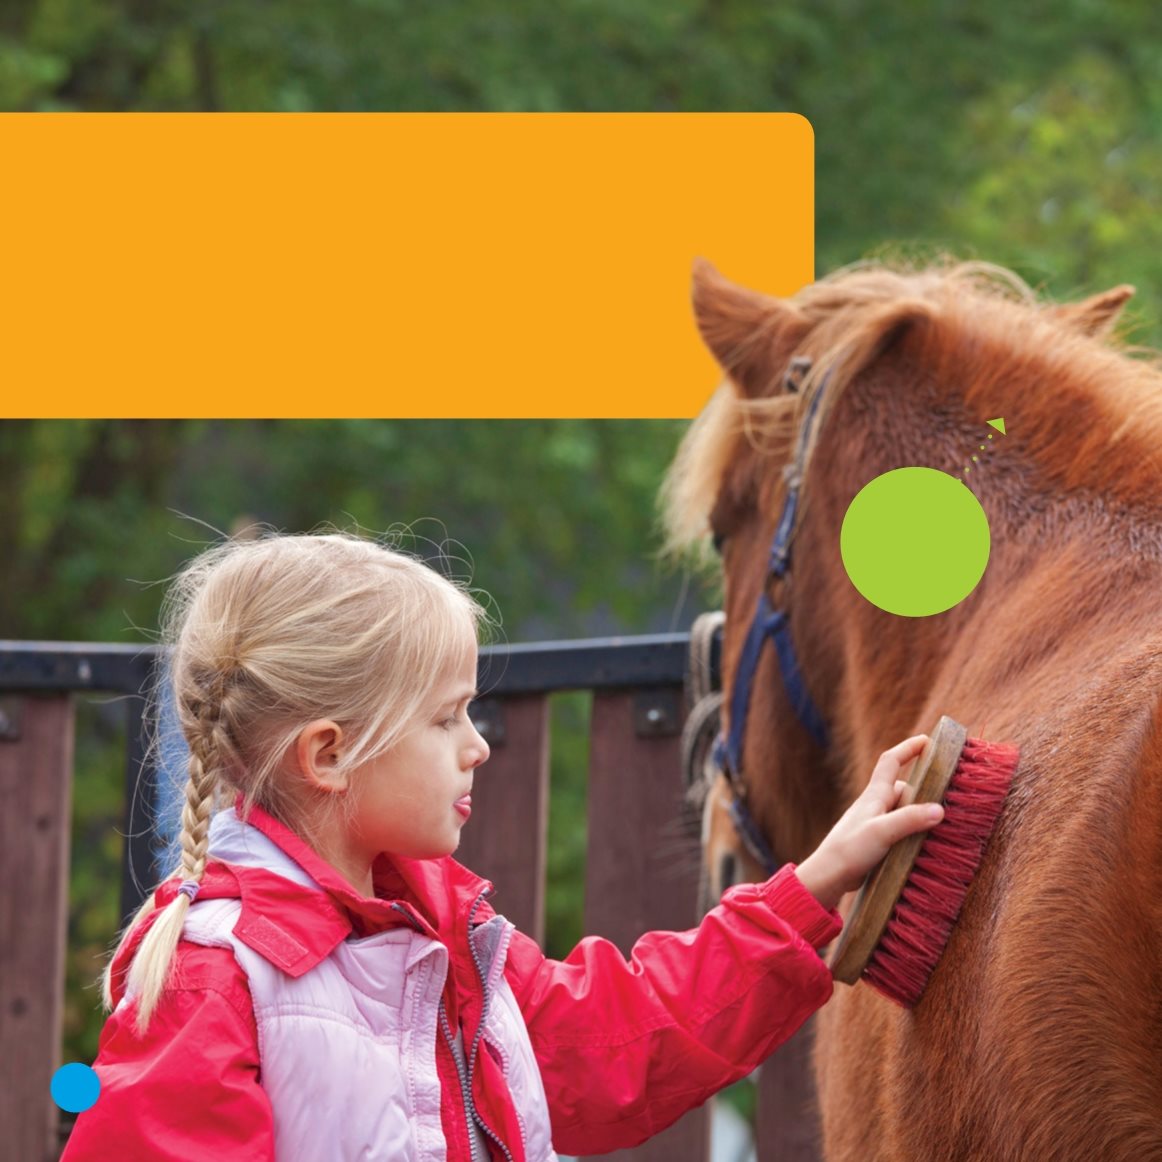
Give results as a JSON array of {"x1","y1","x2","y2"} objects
[
  {"x1": 582, "y1": 687, "x2": 710, "y2": 1162},
  {"x1": 0, "y1": 695, "x2": 75, "y2": 1162},
  {"x1": 456, "y1": 694, "x2": 551, "y2": 945},
  {"x1": 755, "y1": 1016, "x2": 822, "y2": 1161}
]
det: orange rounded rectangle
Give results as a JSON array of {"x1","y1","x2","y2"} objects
[{"x1": 1, "y1": 113, "x2": 812, "y2": 418}]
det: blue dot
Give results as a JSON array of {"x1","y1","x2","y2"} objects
[{"x1": 51, "y1": 1063, "x2": 101, "y2": 1113}]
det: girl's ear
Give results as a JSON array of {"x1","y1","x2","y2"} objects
[
  {"x1": 294, "y1": 720, "x2": 349, "y2": 794},
  {"x1": 691, "y1": 259, "x2": 812, "y2": 399}
]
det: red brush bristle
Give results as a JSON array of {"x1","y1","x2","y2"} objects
[{"x1": 863, "y1": 737, "x2": 1019, "y2": 1008}]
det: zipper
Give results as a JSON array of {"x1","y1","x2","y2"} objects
[
  {"x1": 390, "y1": 900, "x2": 427, "y2": 933},
  {"x1": 394, "y1": 902, "x2": 483, "y2": 1162},
  {"x1": 440, "y1": 999, "x2": 483, "y2": 1162},
  {"x1": 463, "y1": 888, "x2": 516, "y2": 1162},
  {"x1": 397, "y1": 893, "x2": 515, "y2": 1162}
]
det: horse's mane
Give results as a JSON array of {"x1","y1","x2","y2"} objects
[{"x1": 663, "y1": 259, "x2": 1162, "y2": 556}]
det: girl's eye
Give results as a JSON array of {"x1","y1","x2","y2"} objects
[{"x1": 439, "y1": 715, "x2": 460, "y2": 730}]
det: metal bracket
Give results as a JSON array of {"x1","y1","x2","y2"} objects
[
  {"x1": 0, "y1": 697, "x2": 22, "y2": 742},
  {"x1": 469, "y1": 700, "x2": 506, "y2": 747},
  {"x1": 633, "y1": 688, "x2": 681, "y2": 738}
]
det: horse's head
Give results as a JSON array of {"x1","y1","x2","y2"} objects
[{"x1": 665, "y1": 259, "x2": 1137, "y2": 905}]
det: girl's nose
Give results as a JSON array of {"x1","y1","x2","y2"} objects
[{"x1": 467, "y1": 723, "x2": 490, "y2": 768}]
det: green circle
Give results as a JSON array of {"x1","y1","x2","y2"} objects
[{"x1": 840, "y1": 467, "x2": 990, "y2": 616}]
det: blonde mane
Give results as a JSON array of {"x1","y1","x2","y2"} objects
[{"x1": 663, "y1": 260, "x2": 1162, "y2": 556}]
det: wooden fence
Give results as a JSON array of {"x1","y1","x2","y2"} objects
[{"x1": 0, "y1": 637, "x2": 820, "y2": 1162}]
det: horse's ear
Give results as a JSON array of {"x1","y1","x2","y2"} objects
[
  {"x1": 1048, "y1": 285, "x2": 1135, "y2": 338},
  {"x1": 692, "y1": 259, "x2": 811, "y2": 399}
]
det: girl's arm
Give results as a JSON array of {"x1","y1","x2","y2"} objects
[
  {"x1": 504, "y1": 736, "x2": 940, "y2": 1155},
  {"x1": 60, "y1": 943, "x2": 274, "y2": 1162},
  {"x1": 505, "y1": 863, "x2": 838, "y2": 1155}
]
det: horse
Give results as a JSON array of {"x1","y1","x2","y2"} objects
[{"x1": 663, "y1": 258, "x2": 1162, "y2": 1160}]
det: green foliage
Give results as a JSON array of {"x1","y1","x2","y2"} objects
[
  {"x1": 6, "y1": 1, "x2": 1162, "y2": 330},
  {"x1": 544, "y1": 692, "x2": 590, "y2": 959},
  {"x1": 2, "y1": 419, "x2": 700, "y2": 640},
  {"x1": 0, "y1": 36, "x2": 67, "y2": 106},
  {"x1": 944, "y1": 51, "x2": 1162, "y2": 337}
]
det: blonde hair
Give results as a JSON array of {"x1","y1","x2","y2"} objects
[{"x1": 105, "y1": 531, "x2": 488, "y2": 1033}]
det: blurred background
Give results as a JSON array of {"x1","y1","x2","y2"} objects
[
  {"x1": 3, "y1": 1, "x2": 1160, "y2": 300},
  {"x1": 3, "y1": 1, "x2": 1161, "y2": 1150}
]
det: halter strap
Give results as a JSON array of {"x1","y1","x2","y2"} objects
[
  {"x1": 770, "y1": 360, "x2": 827, "y2": 579},
  {"x1": 714, "y1": 363, "x2": 832, "y2": 875}
]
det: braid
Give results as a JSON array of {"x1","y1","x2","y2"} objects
[
  {"x1": 120, "y1": 673, "x2": 234, "y2": 1035},
  {"x1": 180, "y1": 680, "x2": 234, "y2": 881}
]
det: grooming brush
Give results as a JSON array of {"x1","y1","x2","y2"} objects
[{"x1": 829, "y1": 716, "x2": 1019, "y2": 1008}]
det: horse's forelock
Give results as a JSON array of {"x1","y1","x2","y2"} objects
[
  {"x1": 660, "y1": 383, "x2": 796, "y2": 560},
  {"x1": 666, "y1": 263, "x2": 1031, "y2": 550},
  {"x1": 666, "y1": 258, "x2": 1162, "y2": 559}
]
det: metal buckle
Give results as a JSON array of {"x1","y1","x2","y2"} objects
[{"x1": 783, "y1": 355, "x2": 812, "y2": 394}]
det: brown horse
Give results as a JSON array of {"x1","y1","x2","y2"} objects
[{"x1": 664, "y1": 259, "x2": 1162, "y2": 1160}]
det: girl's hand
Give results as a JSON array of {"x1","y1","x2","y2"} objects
[{"x1": 795, "y1": 735, "x2": 944, "y2": 912}]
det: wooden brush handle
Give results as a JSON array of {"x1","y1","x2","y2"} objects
[{"x1": 829, "y1": 716, "x2": 968, "y2": 985}]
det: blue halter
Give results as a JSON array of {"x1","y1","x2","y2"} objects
[{"x1": 713, "y1": 362, "x2": 831, "y2": 875}]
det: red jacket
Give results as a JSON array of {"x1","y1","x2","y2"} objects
[{"x1": 63, "y1": 804, "x2": 841, "y2": 1160}]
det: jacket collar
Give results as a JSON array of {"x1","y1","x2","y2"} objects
[{"x1": 121, "y1": 803, "x2": 495, "y2": 989}]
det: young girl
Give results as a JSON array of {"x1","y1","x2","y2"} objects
[{"x1": 62, "y1": 532, "x2": 941, "y2": 1162}]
